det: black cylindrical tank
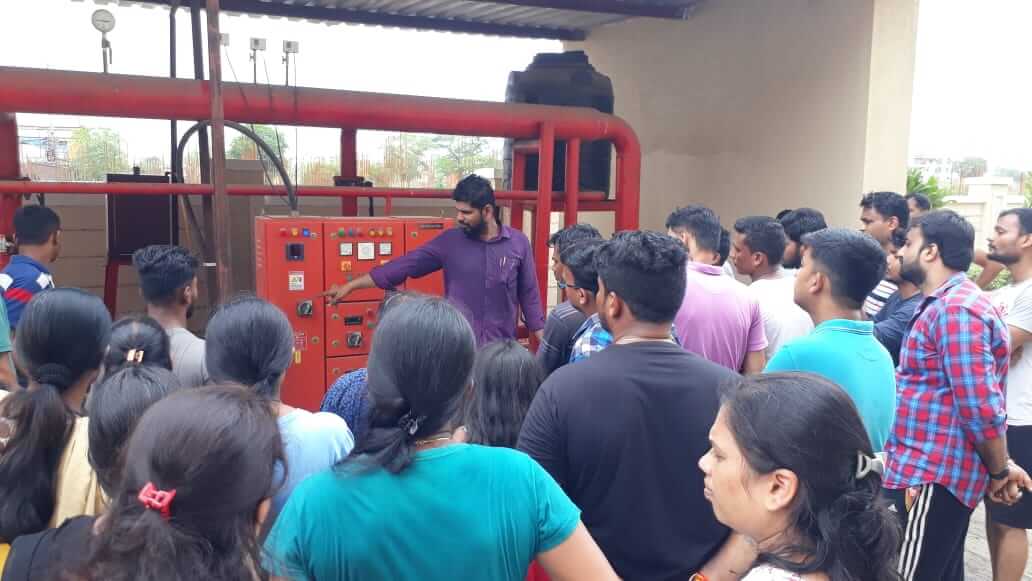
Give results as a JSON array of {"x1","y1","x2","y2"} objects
[{"x1": 504, "y1": 51, "x2": 614, "y2": 196}]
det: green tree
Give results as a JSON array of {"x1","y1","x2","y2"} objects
[
  {"x1": 228, "y1": 125, "x2": 290, "y2": 182},
  {"x1": 68, "y1": 128, "x2": 130, "y2": 181},
  {"x1": 906, "y1": 168, "x2": 948, "y2": 209},
  {"x1": 381, "y1": 133, "x2": 435, "y2": 187},
  {"x1": 431, "y1": 136, "x2": 501, "y2": 187}
]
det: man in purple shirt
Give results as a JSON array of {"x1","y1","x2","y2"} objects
[{"x1": 323, "y1": 175, "x2": 545, "y2": 345}]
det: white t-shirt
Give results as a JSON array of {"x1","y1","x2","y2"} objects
[
  {"x1": 750, "y1": 271, "x2": 814, "y2": 360},
  {"x1": 743, "y1": 564, "x2": 804, "y2": 581},
  {"x1": 990, "y1": 279, "x2": 1032, "y2": 426}
]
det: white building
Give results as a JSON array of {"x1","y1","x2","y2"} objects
[{"x1": 910, "y1": 155, "x2": 958, "y2": 190}]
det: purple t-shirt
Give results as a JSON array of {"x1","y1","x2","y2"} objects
[
  {"x1": 674, "y1": 262, "x2": 767, "y2": 371},
  {"x1": 370, "y1": 225, "x2": 545, "y2": 345}
]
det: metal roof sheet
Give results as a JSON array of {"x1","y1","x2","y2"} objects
[{"x1": 123, "y1": 0, "x2": 700, "y2": 40}]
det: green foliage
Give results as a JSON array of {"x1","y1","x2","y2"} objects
[
  {"x1": 968, "y1": 264, "x2": 1012, "y2": 291},
  {"x1": 358, "y1": 133, "x2": 501, "y2": 188},
  {"x1": 228, "y1": 125, "x2": 289, "y2": 160},
  {"x1": 431, "y1": 136, "x2": 500, "y2": 187},
  {"x1": 906, "y1": 168, "x2": 949, "y2": 209},
  {"x1": 68, "y1": 128, "x2": 130, "y2": 181},
  {"x1": 300, "y1": 157, "x2": 340, "y2": 186}
]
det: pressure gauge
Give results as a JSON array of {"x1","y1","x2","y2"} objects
[{"x1": 91, "y1": 9, "x2": 116, "y2": 34}]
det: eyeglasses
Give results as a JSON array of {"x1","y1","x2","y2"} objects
[{"x1": 556, "y1": 280, "x2": 581, "y2": 290}]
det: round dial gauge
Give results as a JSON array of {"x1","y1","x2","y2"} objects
[{"x1": 91, "y1": 9, "x2": 116, "y2": 33}]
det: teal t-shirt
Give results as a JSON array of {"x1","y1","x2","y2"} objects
[
  {"x1": 264, "y1": 444, "x2": 580, "y2": 581},
  {"x1": 765, "y1": 319, "x2": 897, "y2": 451},
  {"x1": 0, "y1": 299, "x2": 11, "y2": 384}
]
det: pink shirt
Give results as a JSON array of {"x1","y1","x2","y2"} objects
[{"x1": 674, "y1": 262, "x2": 767, "y2": 371}]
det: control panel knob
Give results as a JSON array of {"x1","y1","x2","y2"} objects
[
  {"x1": 296, "y1": 300, "x2": 314, "y2": 317},
  {"x1": 346, "y1": 332, "x2": 363, "y2": 348}
]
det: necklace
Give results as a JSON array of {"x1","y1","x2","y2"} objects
[{"x1": 414, "y1": 433, "x2": 453, "y2": 447}]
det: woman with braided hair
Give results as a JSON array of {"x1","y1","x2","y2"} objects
[{"x1": 0, "y1": 288, "x2": 111, "y2": 544}]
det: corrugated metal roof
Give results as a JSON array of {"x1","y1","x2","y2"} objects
[{"x1": 125, "y1": 0, "x2": 700, "y2": 40}]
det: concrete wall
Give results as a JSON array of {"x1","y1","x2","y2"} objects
[{"x1": 569, "y1": 0, "x2": 919, "y2": 232}]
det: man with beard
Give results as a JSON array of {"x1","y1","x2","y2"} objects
[
  {"x1": 323, "y1": 175, "x2": 545, "y2": 345},
  {"x1": 518, "y1": 231, "x2": 742, "y2": 580},
  {"x1": 132, "y1": 244, "x2": 208, "y2": 387},
  {"x1": 984, "y1": 208, "x2": 1032, "y2": 581},
  {"x1": 883, "y1": 210, "x2": 1032, "y2": 581},
  {"x1": 872, "y1": 229, "x2": 923, "y2": 365},
  {"x1": 777, "y1": 208, "x2": 827, "y2": 271}
]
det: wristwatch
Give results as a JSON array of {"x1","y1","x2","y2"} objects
[{"x1": 990, "y1": 465, "x2": 1011, "y2": 481}]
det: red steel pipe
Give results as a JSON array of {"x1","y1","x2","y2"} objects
[
  {"x1": 0, "y1": 181, "x2": 607, "y2": 202},
  {"x1": 0, "y1": 113, "x2": 19, "y2": 270},
  {"x1": 0, "y1": 67, "x2": 640, "y2": 230},
  {"x1": 535, "y1": 123, "x2": 555, "y2": 316},
  {"x1": 564, "y1": 138, "x2": 581, "y2": 228}
]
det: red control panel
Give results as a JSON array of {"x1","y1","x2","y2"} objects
[{"x1": 256, "y1": 216, "x2": 454, "y2": 411}]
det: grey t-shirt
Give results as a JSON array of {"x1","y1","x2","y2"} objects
[{"x1": 167, "y1": 327, "x2": 208, "y2": 387}]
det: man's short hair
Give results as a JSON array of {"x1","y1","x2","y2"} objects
[
  {"x1": 801, "y1": 228, "x2": 886, "y2": 310},
  {"x1": 132, "y1": 245, "x2": 200, "y2": 305},
  {"x1": 13, "y1": 205, "x2": 61, "y2": 246},
  {"x1": 778, "y1": 208, "x2": 827, "y2": 244},
  {"x1": 452, "y1": 175, "x2": 499, "y2": 222},
  {"x1": 912, "y1": 210, "x2": 975, "y2": 272},
  {"x1": 559, "y1": 239, "x2": 603, "y2": 295},
  {"x1": 999, "y1": 208, "x2": 1032, "y2": 236},
  {"x1": 733, "y1": 216, "x2": 787, "y2": 266},
  {"x1": 860, "y1": 191, "x2": 909, "y2": 230},
  {"x1": 595, "y1": 231, "x2": 687, "y2": 324},
  {"x1": 889, "y1": 228, "x2": 907, "y2": 251},
  {"x1": 717, "y1": 227, "x2": 730, "y2": 266},
  {"x1": 665, "y1": 205, "x2": 722, "y2": 253},
  {"x1": 905, "y1": 193, "x2": 932, "y2": 212},
  {"x1": 548, "y1": 223, "x2": 602, "y2": 252}
]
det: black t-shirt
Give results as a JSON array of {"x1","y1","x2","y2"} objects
[
  {"x1": 518, "y1": 341, "x2": 734, "y2": 581},
  {"x1": 536, "y1": 301, "x2": 588, "y2": 376},
  {"x1": 2, "y1": 515, "x2": 94, "y2": 581}
]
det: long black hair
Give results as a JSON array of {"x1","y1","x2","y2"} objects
[
  {"x1": 205, "y1": 296, "x2": 293, "y2": 399},
  {"x1": 721, "y1": 373, "x2": 901, "y2": 581},
  {"x1": 0, "y1": 288, "x2": 111, "y2": 542},
  {"x1": 79, "y1": 385, "x2": 283, "y2": 581},
  {"x1": 347, "y1": 296, "x2": 475, "y2": 473},
  {"x1": 87, "y1": 365, "x2": 182, "y2": 496},
  {"x1": 463, "y1": 340, "x2": 543, "y2": 448},
  {"x1": 103, "y1": 315, "x2": 173, "y2": 375}
]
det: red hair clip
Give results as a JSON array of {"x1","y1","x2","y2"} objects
[{"x1": 137, "y1": 481, "x2": 176, "y2": 521}]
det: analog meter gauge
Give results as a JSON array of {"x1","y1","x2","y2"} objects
[{"x1": 91, "y1": 9, "x2": 116, "y2": 34}]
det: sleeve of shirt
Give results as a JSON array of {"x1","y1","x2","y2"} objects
[
  {"x1": 1005, "y1": 288, "x2": 1032, "y2": 334},
  {"x1": 747, "y1": 298, "x2": 769, "y2": 352},
  {"x1": 873, "y1": 303, "x2": 912, "y2": 357},
  {"x1": 0, "y1": 300, "x2": 10, "y2": 354},
  {"x1": 536, "y1": 312, "x2": 566, "y2": 374},
  {"x1": 528, "y1": 455, "x2": 581, "y2": 554},
  {"x1": 263, "y1": 493, "x2": 313, "y2": 581},
  {"x1": 517, "y1": 382, "x2": 568, "y2": 489},
  {"x1": 318, "y1": 412, "x2": 356, "y2": 459},
  {"x1": 939, "y1": 305, "x2": 1008, "y2": 444},
  {"x1": 517, "y1": 240, "x2": 546, "y2": 332},
  {"x1": 368, "y1": 234, "x2": 446, "y2": 289},
  {"x1": 763, "y1": 345, "x2": 799, "y2": 372}
]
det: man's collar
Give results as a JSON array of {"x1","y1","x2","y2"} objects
[{"x1": 687, "y1": 261, "x2": 724, "y2": 276}]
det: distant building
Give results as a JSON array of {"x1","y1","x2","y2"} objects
[
  {"x1": 910, "y1": 155, "x2": 958, "y2": 190},
  {"x1": 945, "y1": 176, "x2": 1022, "y2": 247}
]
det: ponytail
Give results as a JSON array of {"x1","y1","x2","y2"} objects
[
  {"x1": 0, "y1": 288, "x2": 111, "y2": 542},
  {"x1": 205, "y1": 296, "x2": 293, "y2": 401},
  {"x1": 0, "y1": 368, "x2": 75, "y2": 541}
]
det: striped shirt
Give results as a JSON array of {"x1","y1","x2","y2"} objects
[
  {"x1": 0, "y1": 255, "x2": 55, "y2": 330},
  {"x1": 863, "y1": 278, "x2": 899, "y2": 318}
]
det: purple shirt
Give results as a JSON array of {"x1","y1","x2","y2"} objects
[
  {"x1": 370, "y1": 225, "x2": 545, "y2": 345},
  {"x1": 674, "y1": 262, "x2": 767, "y2": 371}
]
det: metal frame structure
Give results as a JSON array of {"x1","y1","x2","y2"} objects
[{"x1": 0, "y1": 0, "x2": 642, "y2": 308}]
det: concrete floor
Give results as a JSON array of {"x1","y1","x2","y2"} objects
[{"x1": 965, "y1": 504, "x2": 1032, "y2": 580}]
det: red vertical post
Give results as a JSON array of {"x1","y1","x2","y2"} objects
[
  {"x1": 0, "y1": 113, "x2": 21, "y2": 271},
  {"x1": 339, "y1": 128, "x2": 359, "y2": 216},
  {"x1": 535, "y1": 124, "x2": 555, "y2": 314},
  {"x1": 510, "y1": 150, "x2": 526, "y2": 231},
  {"x1": 563, "y1": 138, "x2": 580, "y2": 228},
  {"x1": 614, "y1": 147, "x2": 641, "y2": 231},
  {"x1": 206, "y1": 0, "x2": 232, "y2": 302}
]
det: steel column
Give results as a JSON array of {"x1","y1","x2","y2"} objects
[
  {"x1": 339, "y1": 129, "x2": 359, "y2": 216},
  {"x1": 535, "y1": 124, "x2": 555, "y2": 314},
  {"x1": 0, "y1": 114, "x2": 19, "y2": 271},
  {"x1": 563, "y1": 138, "x2": 580, "y2": 228},
  {"x1": 205, "y1": 0, "x2": 232, "y2": 301}
]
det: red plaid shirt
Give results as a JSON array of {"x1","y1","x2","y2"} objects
[{"x1": 883, "y1": 273, "x2": 1009, "y2": 508}]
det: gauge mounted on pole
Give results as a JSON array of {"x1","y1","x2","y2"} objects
[{"x1": 91, "y1": 9, "x2": 115, "y2": 73}]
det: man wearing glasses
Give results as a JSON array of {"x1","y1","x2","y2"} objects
[{"x1": 556, "y1": 239, "x2": 610, "y2": 363}]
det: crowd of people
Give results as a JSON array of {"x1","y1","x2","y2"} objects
[{"x1": 0, "y1": 182, "x2": 1029, "y2": 581}]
